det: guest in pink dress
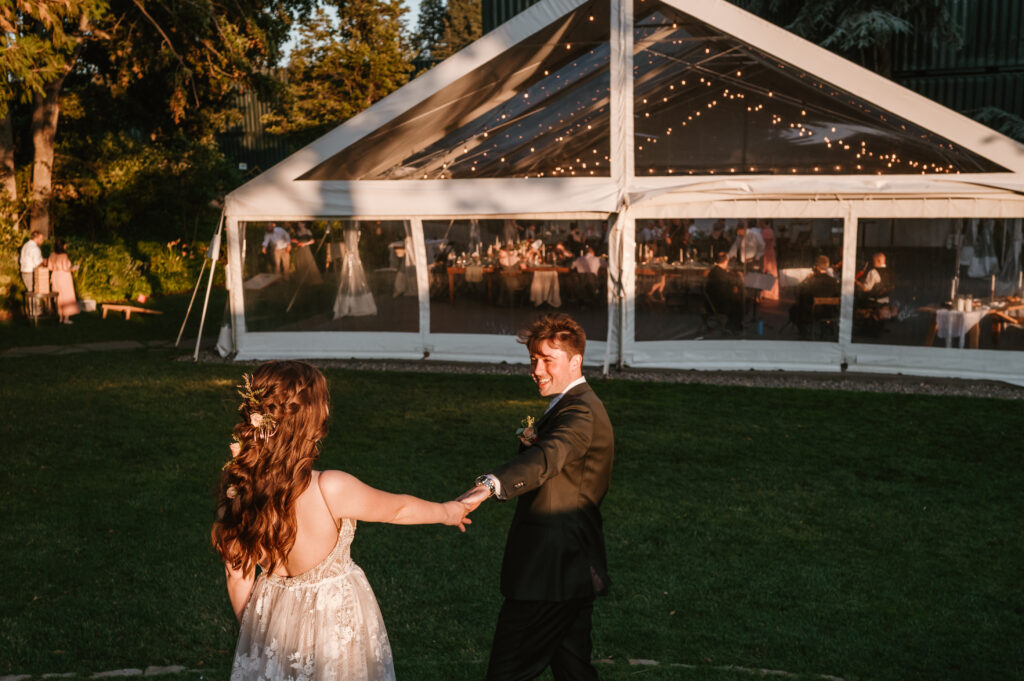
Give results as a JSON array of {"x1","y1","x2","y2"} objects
[
  {"x1": 759, "y1": 220, "x2": 780, "y2": 301},
  {"x1": 47, "y1": 239, "x2": 80, "y2": 324}
]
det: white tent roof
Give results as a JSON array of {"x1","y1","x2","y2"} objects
[
  {"x1": 225, "y1": 0, "x2": 1024, "y2": 220},
  {"x1": 220, "y1": 0, "x2": 1024, "y2": 385}
]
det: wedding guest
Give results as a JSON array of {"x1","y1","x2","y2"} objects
[
  {"x1": 789, "y1": 254, "x2": 839, "y2": 338},
  {"x1": 46, "y1": 239, "x2": 80, "y2": 324},
  {"x1": 706, "y1": 251, "x2": 744, "y2": 332},
  {"x1": 19, "y1": 230, "x2": 45, "y2": 293},
  {"x1": 261, "y1": 223, "x2": 292, "y2": 281},
  {"x1": 727, "y1": 222, "x2": 765, "y2": 271},
  {"x1": 212, "y1": 361, "x2": 472, "y2": 681},
  {"x1": 499, "y1": 242, "x2": 527, "y2": 306},
  {"x1": 571, "y1": 246, "x2": 602, "y2": 305},
  {"x1": 567, "y1": 225, "x2": 585, "y2": 257},
  {"x1": 758, "y1": 219, "x2": 780, "y2": 300},
  {"x1": 552, "y1": 241, "x2": 574, "y2": 266},
  {"x1": 856, "y1": 252, "x2": 894, "y2": 307},
  {"x1": 856, "y1": 251, "x2": 896, "y2": 327},
  {"x1": 460, "y1": 314, "x2": 614, "y2": 681},
  {"x1": 290, "y1": 222, "x2": 323, "y2": 286}
]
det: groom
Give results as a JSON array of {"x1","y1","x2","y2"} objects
[{"x1": 461, "y1": 313, "x2": 614, "y2": 681}]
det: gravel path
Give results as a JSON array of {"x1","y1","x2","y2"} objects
[{"x1": 194, "y1": 352, "x2": 1024, "y2": 400}]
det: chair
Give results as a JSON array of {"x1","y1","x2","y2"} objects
[
  {"x1": 701, "y1": 289, "x2": 732, "y2": 337},
  {"x1": 811, "y1": 296, "x2": 840, "y2": 340}
]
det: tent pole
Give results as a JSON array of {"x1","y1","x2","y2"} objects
[
  {"x1": 176, "y1": 213, "x2": 223, "y2": 347},
  {"x1": 193, "y1": 217, "x2": 225, "y2": 362},
  {"x1": 174, "y1": 256, "x2": 208, "y2": 348}
]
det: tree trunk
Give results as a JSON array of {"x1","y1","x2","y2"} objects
[
  {"x1": 0, "y1": 107, "x2": 16, "y2": 228},
  {"x1": 30, "y1": 78, "x2": 63, "y2": 238}
]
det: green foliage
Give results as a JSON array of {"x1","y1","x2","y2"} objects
[
  {"x1": 53, "y1": 131, "x2": 236, "y2": 242},
  {"x1": 0, "y1": 222, "x2": 26, "y2": 315},
  {"x1": 136, "y1": 240, "x2": 205, "y2": 295},
  {"x1": 730, "y1": 0, "x2": 962, "y2": 74},
  {"x1": 970, "y1": 107, "x2": 1024, "y2": 144},
  {"x1": 264, "y1": 0, "x2": 414, "y2": 137},
  {"x1": 414, "y1": 0, "x2": 482, "y2": 65},
  {"x1": 67, "y1": 238, "x2": 150, "y2": 302}
]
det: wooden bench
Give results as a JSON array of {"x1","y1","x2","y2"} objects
[{"x1": 101, "y1": 303, "x2": 164, "y2": 320}]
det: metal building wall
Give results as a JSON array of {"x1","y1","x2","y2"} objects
[{"x1": 891, "y1": 0, "x2": 1022, "y2": 116}]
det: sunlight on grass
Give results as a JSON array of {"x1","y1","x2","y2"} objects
[{"x1": 2, "y1": 351, "x2": 1021, "y2": 681}]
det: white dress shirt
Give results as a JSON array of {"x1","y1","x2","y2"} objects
[
  {"x1": 262, "y1": 227, "x2": 291, "y2": 251},
  {"x1": 20, "y1": 239, "x2": 43, "y2": 273}
]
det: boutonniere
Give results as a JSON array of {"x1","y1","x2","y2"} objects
[{"x1": 515, "y1": 415, "x2": 537, "y2": 446}]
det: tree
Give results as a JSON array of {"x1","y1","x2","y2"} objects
[
  {"x1": 414, "y1": 0, "x2": 482, "y2": 66},
  {"x1": 0, "y1": 0, "x2": 105, "y2": 231},
  {"x1": 730, "y1": 0, "x2": 961, "y2": 77},
  {"x1": 1, "y1": 0, "x2": 304, "y2": 237},
  {"x1": 264, "y1": 0, "x2": 414, "y2": 138}
]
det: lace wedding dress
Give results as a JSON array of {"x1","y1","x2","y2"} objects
[
  {"x1": 333, "y1": 226, "x2": 378, "y2": 318},
  {"x1": 231, "y1": 517, "x2": 395, "y2": 681}
]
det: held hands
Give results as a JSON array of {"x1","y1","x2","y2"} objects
[
  {"x1": 444, "y1": 500, "x2": 474, "y2": 533},
  {"x1": 457, "y1": 485, "x2": 492, "y2": 513}
]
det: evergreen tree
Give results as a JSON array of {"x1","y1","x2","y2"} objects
[
  {"x1": 264, "y1": 0, "x2": 413, "y2": 138},
  {"x1": 414, "y1": 0, "x2": 481, "y2": 66},
  {"x1": 731, "y1": 0, "x2": 961, "y2": 77}
]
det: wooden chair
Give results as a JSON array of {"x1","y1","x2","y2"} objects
[{"x1": 811, "y1": 296, "x2": 840, "y2": 340}]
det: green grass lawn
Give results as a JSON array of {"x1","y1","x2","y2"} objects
[
  {"x1": 0, "y1": 288, "x2": 228, "y2": 350},
  {"x1": 1, "y1": 351, "x2": 1021, "y2": 681}
]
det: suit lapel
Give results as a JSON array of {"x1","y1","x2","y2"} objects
[{"x1": 535, "y1": 382, "x2": 591, "y2": 433}]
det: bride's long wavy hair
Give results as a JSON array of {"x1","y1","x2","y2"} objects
[{"x1": 211, "y1": 361, "x2": 330, "y2": 576}]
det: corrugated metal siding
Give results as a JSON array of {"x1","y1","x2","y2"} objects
[
  {"x1": 893, "y1": 0, "x2": 1024, "y2": 115},
  {"x1": 218, "y1": 89, "x2": 296, "y2": 172},
  {"x1": 483, "y1": 0, "x2": 541, "y2": 32}
]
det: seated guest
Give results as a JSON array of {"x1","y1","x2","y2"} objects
[
  {"x1": 552, "y1": 241, "x2": 574, "y2": 266},
  {"x1": 571, "y1": 246, "x2": 602, "y2": 304},
  {"x1": 567, "y1": 225, "x2": 585, "y2": 257},
  {"x1": 789, "y1": 254, "x2": 840, "y2": 338},
  {"x1": 856, "y1": 252, "x2": 894, "y2": 310},
  {"x1": 705, "y1": 251, "x2": 744, "y2": 332},
  {"x1": 498, "y1": 242, "x2": 526, "y2": 306}
]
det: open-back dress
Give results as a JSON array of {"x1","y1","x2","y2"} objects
[{"x1": 230, "y1": 490, "x2": 395, "y2": 681}]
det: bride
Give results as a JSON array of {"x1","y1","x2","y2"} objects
[{"x1": 211, "y1": 361, "x2": 472, "y2": 681}]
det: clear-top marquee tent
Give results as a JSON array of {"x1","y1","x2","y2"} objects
[{"x1": 219, "y1": 0, "x2": 1024, "y2": 384}]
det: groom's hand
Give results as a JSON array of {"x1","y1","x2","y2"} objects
[{"x1": 457, "y1": 485, "x2": 492, "y2": 512}]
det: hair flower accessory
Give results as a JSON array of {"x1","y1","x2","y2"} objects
[
  {"x1": 229, "y1": 441, "x2": 241, "y2": 458},
  {"x1": 249, "y1": 411, "x2": 278, "y2": 440},
  {"x1": 516, "y1": 415, "x2": 537, "y2": 446},
  {"x1": 226, "y1": 485, "x2": 238, "y2": 499},
  {"x1": 237, "y1": 373, "x2": 266, "y2": 408}
]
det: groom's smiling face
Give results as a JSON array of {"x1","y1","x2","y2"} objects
[{"x1": 529, "y1": 339, "x2": 582, "y2": 397}]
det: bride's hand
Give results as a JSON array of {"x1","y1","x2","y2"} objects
[{"x1": 443, "y1": 500, "x2": 473, "y2": 532}]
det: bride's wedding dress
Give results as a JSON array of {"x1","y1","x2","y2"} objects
[
  {"x1": 333, "y1": 226, "x2": 377, "y2": 318},
  {"x1": 230, "y1": 517, "x2": 395, "y2": 681}
]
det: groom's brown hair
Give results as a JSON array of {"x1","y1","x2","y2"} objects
[{"x1": 518, "y1": 313, "x2": 586, "y2": 358}]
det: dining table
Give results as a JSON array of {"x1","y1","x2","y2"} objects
[{"x1": 921, "y1": 298, "x2": 1024, "y2": 348}]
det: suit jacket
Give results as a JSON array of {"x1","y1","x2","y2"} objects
[{"x1": 489, "y1": 382, "x2": 614, "y2": 601}]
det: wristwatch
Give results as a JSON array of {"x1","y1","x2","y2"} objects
[{"x1": 474, "y1": 475, "x2": 496, "y2": 497}]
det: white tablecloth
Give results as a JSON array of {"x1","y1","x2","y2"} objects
[
  {"x1": 530, "y1": 271, "x2": 561, "y2": 307},
  {"x1": 936, "y1": 307, "x2": 989, "y2": 348}
]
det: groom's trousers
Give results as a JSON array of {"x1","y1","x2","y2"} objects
[{"x1": 485, "y1": 597, "x2": 598, "y2": 681}]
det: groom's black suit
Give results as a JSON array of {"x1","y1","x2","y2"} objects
[{"x1": 486, "y1": 381, "x2": 614, "y2": 681}]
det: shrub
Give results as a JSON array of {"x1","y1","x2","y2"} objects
[{"x1": 68, "y1": 238, "x2": 151, "y2": 302}]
